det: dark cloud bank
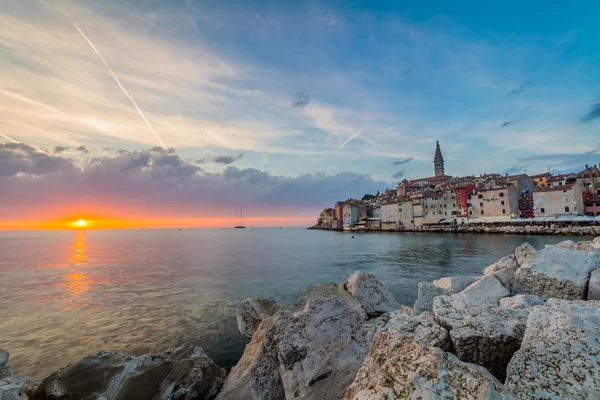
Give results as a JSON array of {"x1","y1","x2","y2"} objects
[{"x1": 0, "y1": 143, "x2": 383, "y2": 220}]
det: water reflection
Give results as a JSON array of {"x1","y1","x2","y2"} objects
[{"x1": 62, "y1": 231, "x2": 92, "y2": 310}]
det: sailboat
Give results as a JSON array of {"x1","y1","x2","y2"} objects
[{"x1": 234, "y1": 206, "x2": 246, "y2": 229}]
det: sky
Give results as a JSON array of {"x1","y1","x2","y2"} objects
[{"x1": 1, "y1": 0, "x2": 599, "y2": 229}]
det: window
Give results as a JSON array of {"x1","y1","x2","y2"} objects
[
  {"x1": 468, "y1": 195, "x2": 472, "y2": 199},
  {"x1": 520, "y1": 202, "x2": 525, "y2": 209},
  {"x1": 565, "y1": 207, "x2": 570, "y2": 212},
  {"x1": 480, "y1": 202, "x2": 484, "y2": 207},
  {"x1": 529, "y1": 201, "x2": 534, "y2": 208},
  {"x1": 502, "y1": 209, "x2": 506, "y2": 214},
  {"x1": 596, "y1": 202, "x2": 600, "y2": 207},
  {"x1": 481, "y1": 210, "x2": 485, "y2": 215},
  {"x1": 458, "y1": 196, "x2": 461, "y2": 201},
  {"x1": 469, "y1": 210, "x2": 473, "y2": 215},
  {"x1": 478, "y1": 194, "x2": 483, "y2": 199},
  {"x1": 444, "y1": 204, "x2": 447, "y2": 208},
  {"x1": 540, "y1": 208, "x2": 545, "y2": 213},
  {"x1": 501, "y1": 200, "x2": 505, "y2": 205},
  {"x1": 558, "y1": 182, "x2": 563, "y2": 186},
  {"x1": 452, "y1": 211, "x2": 456, "y2": 215},
  {"x1": 451, "y1": 196, "x2": 455, "y2": 200},
  {"x1": 499, "y1": 192, "x2": 505, "y2": 197}
]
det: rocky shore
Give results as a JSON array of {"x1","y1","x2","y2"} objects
[{"x1": 2, "y1": 236, "x2": 600, "y2": 399}]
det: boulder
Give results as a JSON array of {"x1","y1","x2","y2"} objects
[
  {"x1": 345, "y1": 335, "x2": 511, "y2": 400},
  {"x1": 219, "y1": 296, "x2": 370, "y2": 400},
  {"x1": 595, "y1": 236, "x2": 600, "y2": 244},
  {"x1": 433, "y1": 295, "x2": 529, "y2": 381},
  {"x1": 1, "y1": 349, "x2": 35, "y2": 400},
  {"x1": 368, "y1": 308, "x2": 450, "y2": 351},
  {"x1": 432, "y1": 276, "x2": 479, "y2": 294},
  {"x1": 505, "y1": 299, "x2": 600, "y2": 399},
  {"x1": 294, "y1": 282, "x2": 356, "y2": 308},
  {"x1": 483, "y1": 255, "x2": 520, "y2": 294},
  {"x1": 515, "y1": 247, "x2": 600, "y2": 300},
  {"x1": 344, "y1": 271, "x2": 400, "y2": 316},
  {"x1": 27, "y1": 343, "x2": 225, "y2": 400},
  {"x1": 576, "y1": 241, "x2": 597, "y2": 252},
  {"x1": 236, "y1": 298, "x2": 283, "y2": 338},
  {"x1": 588, "y1": 269, "x2": 600, "y2": 300},
  {"x1": 552, "y1": 240, "x2": 577, "y2": 250},
  {"x1": 412, "y1": 281, "x2": 450, "y2": 315},
  {"x1": 515, "y1": 242, "x2": 536, "y2": 266},
  {"x1": 500, "y1": 294, "x2": 545, "y2": 310},
  {"x1": 459, "y1": 275, "x2": 509, "y2": 304}
]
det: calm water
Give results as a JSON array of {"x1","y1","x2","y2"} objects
[{"x1": 0, "y1": 228, "x2": 591, "y2": 379}]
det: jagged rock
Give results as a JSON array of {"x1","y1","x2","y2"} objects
[
  {"x1": 219, "y1": 296, "x2": 370, "y2": 400},
  {"x1": 368, "y1": 308, "x2": 450, "y2": 351},
  {"x1": 500, "y1": 294, "x2": 545, "y2": 310},
  {"x1": 27, "y1": 343, "x2": 225, "y2": 400},
  {"x1": 432, "y1": 276, "x2": 479, "y2": 294},
  {"x1": 459, "y1": 275, "x2": 509, "y2": 304},
  {"x1": 0, "y1": 350, "x2": 11, "y2": 379},
  {"x1": 345, "y1": 335, "x2": 511, "y2": 400},
  {"x1": 515, "y1": 247, "x2": 600, "y2": 300},
  {"x1": 483, "y1": 255, "x2": 519, "y2": 294},
  {"x1": 236, "y1": 298, "x2": 283, "y2": 338},
  {"x1": 294, "y1": 282, "x2": 356, "y2": 308},
  {"x1": 433, "y1": 295, "x2": 528, "y2": 381},
  {"x1": 1, "y1": 349, "x2": 35, "y2": 400},
  {"x1": 552, "y1": 240, "x2": 577, "y2": 250},
  {"x1": 412, "y1": 281, "x2": 450, "y2": 315},
  {"x1": 505, "y1": 299, "x2": 600, "y2": 399},
  {"x1": 515, "y1": 242, "x2": 536, "y2": 266},
  {"x1": 594, "y1": 236, "x2": 600, "y2": 244},
  {"x1": 588, "y1": 269, "x2": 600, "y2": 300},
  {"x1": 576, "y1": 241, "x2": 599, "y2": 253},
  {"x1": 344, "y1": 271, "x2": 400, "y2": 316}
]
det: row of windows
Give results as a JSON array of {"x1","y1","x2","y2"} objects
[
  {"x1": 479, "y1": 201, "x2": 505, "y2": 207},
  {"x1": 539, "y1": 207, "x2": 571, "y2": 213},
  {"x1": 585, "y1": 202, "x2": 600, "y2": 207},
  {"x1": 468, "y1": 209, "x2": 507, "y2": 215}
]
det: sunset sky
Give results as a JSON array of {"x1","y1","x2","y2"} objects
[{"x1": 1, "y1": 0, "x2": 599, "y2": 229}]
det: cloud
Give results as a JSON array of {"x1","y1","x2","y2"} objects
[
  {"x1": 518, "y1": 148, "x2": 600, "y2": 169},
  {"x1": 501, "y1": 121, "x2": 512, "y2": 127},
  {"x1": 404, "y1": 68, "x2": 414, "y2": 76},
  {"x1": 498, "y1": 164, "x2": 522, "y2": 175},
  {"x1": 76, "y1": 145, "x2": 90, "y2": 154},
  {"x1": 53, "y1": 146, "x2": 68, "y2": 154},
  {"x1": 508, "y1": 82, "x2": 530, "y2": 95},
  {"x1": 198, "y1": 152, "x2": 245, "y2": 165},
  {"x1": 0, "y1": 143, "x2": 385, "y2": 222},
  {"x1": 582, "y1": 103, "x2": 600, "y2": 123},
  {"x1": 392, "y1": 170, "x2": 405, "y2": 179},
  {"x1": 291, "y1": 93, "x2": 310, "y2": 109},
  {"x1": 393, "y1": 157, "x2": 413, "y2": 166}
]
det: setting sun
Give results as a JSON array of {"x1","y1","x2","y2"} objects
[{"x1": 75, "y1": 220, "x2": 87, "y2": 228}]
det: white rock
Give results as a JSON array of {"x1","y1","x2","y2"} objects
[
  {"x1": 219, "y1": 296, "x2": 371, "y2": 400},
  {"x1": 505, "y1": 299, "x2": 600, "y2": 399},
  {"x1": 433, "y1": 295, "x2": 529, "y2": 380},
  {"x1": 433, "y1": 276, "x2": 479, "y2": 294},
  {"x1": 0, "y1": 349, "x2": 35, "y2": 400},
  {"x1": 588, "y1": 269, "x2": 600, "y2": 300},
  {"x1": 459, "y1": 275, "x2": 509, "y2": 304},
  {"x1": 594, "y1": 236, "x2": 600, "y2": 244},
  {"x1": 515, "y1": 242, "x2": 536, "y2": 266},
  {"x1": 295, "y1": 282, "x2": 357, "y2": 308},
  {"x1": 552, "y1": 240, "x2": 577, "y2": 250},
  {"x1": 346, "y1": 335, "x2": 511, "y2": 400},
  {"x1": 515, "y1": 247, "x2": 600, "y2": 300},
  {"x1": 412, "y1": 281, "x2": 450, "y2": 315},
  {"x1": 500, "y1": 294, "x2": 545, "y2": 310},
  {"x1": 344, "y1": 271, "x2": 400, "y2": 316},
  {"x1": 576, "y1": 242, "x2": 597, "y2": 252},
  {"x1": 236, "y1": 298, "x2": 283, "y2": 338},
  {"x1": 484, "y1": 256, "x2": 520, "y2": 294},
  {"x1": 369, "y1": 308, "x2": 450, "y2": 351}
]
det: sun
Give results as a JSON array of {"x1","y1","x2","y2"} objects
[{"x1": 75, "y1": 219, "x2": 87, "y2": 228}]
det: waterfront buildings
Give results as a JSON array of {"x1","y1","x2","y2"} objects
[
  {"x1": 533, "y1": 183, "x2": 585, "y2": 217},
  {"x1": 530, "y1": 172, "x2": 551, "y2": 188},
  {"x1": 469, "y1": 182, "x2": 520, "y2": 220}
]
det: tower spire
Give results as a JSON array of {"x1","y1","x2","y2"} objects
[{"x1": 434, "y1": 141, "x2": 445, "y2": 177}]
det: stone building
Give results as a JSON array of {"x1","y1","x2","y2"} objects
[
  {"x1": 584, "y1": 185, "x2": 600, "y2": 217},
  {"x1": 342, "y1": 203, "x2": 358, "y2": 229},
  {"x1": 380, "y1": 202, "x2": 400, "y2": 231},
  {"x1": 530, "y1": 172, "x2": 552, "y2": 187},
  {"x1": 500, "y1": 174, "x2": 536, "y2": 196},
  {"x1": 399, "y1": 199, "x2": 414, "y2": 228},
  {"x1": 469, "y1": 183, "x2": 519, "y2": 219},
  {"x1": 533, "y1": 183, "x2": 585, "y2": 217},
  {"x1": 396, "y1": 141, "x2": 452, "y2": 198}
]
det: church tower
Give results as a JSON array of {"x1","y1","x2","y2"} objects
[{"x1": 434, "y1": 141, "x2": 445, "y2": 177}]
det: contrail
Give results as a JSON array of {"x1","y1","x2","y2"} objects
[
  {"x1": 220, "y1": 108, "x2": 225, "y2": 116},
  {"x1": 337, "y1": 125, "x2": 367, "y2": 150},
  {"x1": 0, "y1": 132, "x2": 18, "y2": 143},
  {"x1": 74, "y1": 25, "x2": 167, "y2": 149}
]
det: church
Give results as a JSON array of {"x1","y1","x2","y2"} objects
[{"x1": 396, "y1": 141, "x2": 452, "y2": 197}]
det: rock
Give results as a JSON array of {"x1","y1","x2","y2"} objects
[
  {"x1": 345, "y1": 335, "x2": 511, "y2": 400},
  {"x1": 236, "y1": 298, "x2": 283, "y2": 338},
  {"x1": 412, "y1": 281, "x2": 450, "y2": 315},
  {"x1": 553, "y1": 240, "x2": 577, "y2": 250},
  {"x1": 433, "y1": 295, "x2": 529, "y2": 381},
  {"x1": 219, "y1": 296, "x2": 370, "y2": 400},
  {"x1": 483, "y1": 255, "x2": 520, "y2": 294},
  {"x1": 27, "y1": 343, "x2": 225, "y2": 400},
  {"x1": 500, "y1": 294, "x2": 545, "y2": 310},
  {"x1": 1, "y1": 349, "x2": 35, "y2": 400},
  {"x1": 295, "y1": 282, "x2": 356, "y2": 308},
  {"x1": 515, "y1": 242, "x2": 536, "y2": 266},
  {"x1": 432, "y1": 275, "x2": 479, "y2": 294},
  {"x1": 594, "y1": 236, "x2": 600, "y2": 244},
  {"x1": 515, "y1": 247, "x2": 600, "y2": 300},
  {"x1": 344, "y1": 271, "x2": 400, "y2": 316},
  {"x1": 505, "y1": 299, "x2": 600, "y2": 399},
  {"x1": 369, "y1": 308, "x2": 450, "y2": 351},
  {"x1": 0, "y1": 350, "x2": 11, "y2": 379},
  {"x1": 459, "y1": 275, "x2": 509, "y2": 304},
  {"x1": 576, "y1": 242, "x2": 598, "y2": 252},
  {"x1": 588, "y1": 269, "x2": 600, "y2": 300}
]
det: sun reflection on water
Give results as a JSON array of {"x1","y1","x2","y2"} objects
[{"x1": 62, "y1": 231, "x2": 93, "y2": 310}]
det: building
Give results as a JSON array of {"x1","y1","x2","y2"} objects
[
  {"x1": 396, "y1": 141, "x2": 452, "y2": 198},
  {"x1": 530, "y1": 172, "x2": 552, "y2": 188},
  {"x1": 332, "y1": 202, "x2": 344, "y2": 230},
  {"x1": 342, "y1": 204, "x2": 358, "y2": 229},
  {"x1": 576, "y1": 164, "x2": 600, "y2": 190},
  {"x1": 434, "y1": 141, "x2": 445, "y2": 177},
  {"x1": 469, "y1": 183, "x2": 519, "y2": 219},
  {"x1": 547, "y1": 173, "x2": 576, "y2": 187},
  {"x1": 519, "y1": 194, "x2": 534, "y2": 217},
  {"x1": 399, "y1": 199, "x2": 414, "y2": 228},
  {"x1": 533, "y1": 183, "x2": 585, "y2": 217},
  {"x1": 500, "y1": 174, "x2": 536, "y2": 196},
  {"x1": 583, "y1": 186, "x2": 600, "y2": 216},
  {"x1": 452, "y1": 184, "x2": 475, "y2": 222},
  {"x1": 381, "y1": 202, "x2": 400, "y2": 231}
]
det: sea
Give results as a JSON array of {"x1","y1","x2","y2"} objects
[{"x1": 0, "y1": 228, "x2": 592, "y2": 379}]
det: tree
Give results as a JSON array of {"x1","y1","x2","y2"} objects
[{"x1": 362, "y1": 194, "x2": 375, "y2": 201}]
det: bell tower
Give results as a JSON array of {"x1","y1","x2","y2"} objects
[{"x1": 434, "y1": 141, "x2": 445, "y2": 177}]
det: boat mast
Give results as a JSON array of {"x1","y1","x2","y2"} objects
[{"x1": 240, "y1": 206, "x2": 244, "y2": 226}]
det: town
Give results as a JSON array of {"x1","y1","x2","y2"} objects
[{"x1": 314, "y1": 142, "x2": 600, "y2": 232}]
